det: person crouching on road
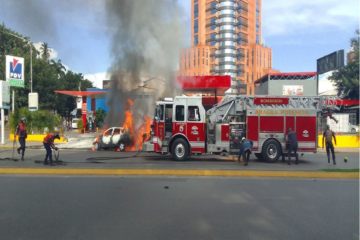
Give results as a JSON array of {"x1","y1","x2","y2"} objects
[
  {"x1": 43, "y1": 132, "x2": 60, "y2": 166},
  {"x1": 287, "y1": 128, "x2": 299, "y2": 165},
  {"x1": 16, "y1": 117, "x2": 27, "y2": 161},
  {"x1": 238, "y1": 137, "x2": 253, "y2": 166}
]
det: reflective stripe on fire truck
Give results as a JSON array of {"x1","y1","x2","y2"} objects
[
  {"x1": 298, "y1": 142, "x2": 316, "y2": 148},
  {"x1": 189, "y1": 142, "x2": 205, "y2": 147}
]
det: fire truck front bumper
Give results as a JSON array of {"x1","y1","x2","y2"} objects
[{"x1": 142, "y1": 141, "x2": 154, "y2": 152}]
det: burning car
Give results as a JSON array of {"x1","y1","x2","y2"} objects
[{"x1": 93, "y1": 127, "x2": 134, "y2": 151}]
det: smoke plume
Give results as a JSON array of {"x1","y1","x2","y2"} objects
[{"x1": 105, "y1": 0, "x2": 186, "y2": 130}]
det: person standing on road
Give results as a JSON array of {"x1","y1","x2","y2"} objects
[
  {"x1": 16, "y1": 117, "x2": 27, "y2": 161},
  {"x1": 238, "y1": 137, "x2": 253, "y2": 166},
  {"x1": 322, "y1": 125, "x2": 337, "y2": 165},
  {"x1": 287, "y1": 128, "x2": 299, "y2": 165},
  {"x1": 43, "y1": 132, "x2": 60, "y2": 166}
]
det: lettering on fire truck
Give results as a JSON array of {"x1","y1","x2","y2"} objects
[{"x1": 253, "y1": 110, "x2": 309, "y2": 115}]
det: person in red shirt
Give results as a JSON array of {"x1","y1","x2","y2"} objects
[
  {"x1": 16, "y1": 117, "x2": 27, "y2": 161},
  {"x1": 43, "y1": 132, "x2": 60, "y2": 166}
]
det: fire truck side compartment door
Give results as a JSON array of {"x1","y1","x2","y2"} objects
[
  {"x1": 247, "y1": 116, "x2": 259, "y2": 150},
  {"x1": 296, "y1": 116, "x2": 317, "y2": 151}
]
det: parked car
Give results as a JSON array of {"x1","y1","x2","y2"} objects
[
  {"x1": 349, "y1": 123, "x2": 359, "y2": 133},
  {"x1": 72, "y1": 118, "x2": 80, "y2": 129},
  {"x1": 93, "y1": 127, "x2": 133, "y2": 151}
]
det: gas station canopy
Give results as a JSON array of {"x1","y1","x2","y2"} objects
[
  {"x1": 54, "y1": 90, "x2": 107, "y2": 99},
  {"x1": 176, "y1": 76, "x2": 231, "y2": 95}
]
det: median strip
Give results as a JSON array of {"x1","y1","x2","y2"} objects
[{"x1": 0, "y1": 168, "x2": 358, "y2": 178}]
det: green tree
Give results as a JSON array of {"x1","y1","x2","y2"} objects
[
  {"x1": 95, "y1": 108, "x2": 107, "y2": 128},
  {"x1": 0, "y1": 23, "x2": 94, "y2": 117},
  {"x1": 39, "y1": 42, "x2": 51, "y2": 61},
  {"x1": 51, "y1": 59, "x2": 66, "y2": 78},
  {"x1": 329, "y1": 30, "x2": 359, "y2": 100}
]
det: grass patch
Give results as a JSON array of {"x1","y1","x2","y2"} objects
[{"x1": 322, "y1": 169, "x2": 359, "y2": 173}]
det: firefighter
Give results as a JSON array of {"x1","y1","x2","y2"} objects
[
  {"x1": 322, "y1": 125, "x2": 336, "y2": 165},
  {"x1": 16, "y1": 117, "x2": 27, "y2": 161},
  {"x1": 43, "y1": 132, "x2": 60, "y2": 166},
  {"x1": 238, "y1": 137, "x2": 253, "y2": 166},
  {"x1": 287, "y1": 127, "x2": 299, "y2": 165}
]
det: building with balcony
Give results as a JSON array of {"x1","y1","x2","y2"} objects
[{"x1": 176, "y1": 0, "x2": 279, "y2": 94}]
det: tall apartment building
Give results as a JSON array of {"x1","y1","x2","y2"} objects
[{"x1": 176, "y1": 0, "x2": 278, "y2": 94}]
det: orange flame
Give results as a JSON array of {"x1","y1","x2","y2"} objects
[
  {"x1": 91, "y1": 135, "x2": 99, "y2": 151},
  {"x1": 120, "y1": 98, "x2": 151, "y2": 151}
]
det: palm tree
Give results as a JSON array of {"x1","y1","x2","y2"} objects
[
  {"x1": 51, "y1": 59, "x2": 66, "y2": 78},
  {"x1": 40, "y1": 42, "x2": 51, "y2": 61}
]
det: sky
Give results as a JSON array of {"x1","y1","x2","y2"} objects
[{"x1": 0, "y1": 0, "x2": 358, "y2": 89}]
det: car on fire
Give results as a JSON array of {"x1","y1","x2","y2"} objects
[{"x1": 93, "y1": 127, "x2": 133, "y2": 151}]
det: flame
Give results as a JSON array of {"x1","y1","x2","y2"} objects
[
  {"x1": 138, "y1": 116, "x2": 151, "y2": 150},
  {"x1": 127, "y1": 99, "x2": 134, "y2": 107},
  {"x1": 91, "y1": 135, "x2": 99, "y2": 151},
  {"x1": 120, "y1": 98, "x2": 151, "y2": 151}
]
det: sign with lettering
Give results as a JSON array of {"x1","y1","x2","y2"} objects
[
  {"x1": 254, "y1": 98, "x2": 289, "y2": 105},
  {"x1": 6, "y1": 55, "x2": 25, "y2": 88},
  {"x1": 81, "y1": 103, "x2": 87, "y2": 114},
  {"x1": 283, "y1": 85, "x2": 303, "y2": 96}
]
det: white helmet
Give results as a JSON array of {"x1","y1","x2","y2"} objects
[{"x1": 241, "y1": 137, "x2": 246, "y2": 141}]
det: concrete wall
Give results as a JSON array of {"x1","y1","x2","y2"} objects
[
  {"x1": 255, "y1": 80, "x2": 268, "y2": 95},
  {"x1": 87, "y1": 88, "x2": 109, "y2": 113},
  {"x1": 255, "y1": 80, "x2": 317, "y2": 96}
]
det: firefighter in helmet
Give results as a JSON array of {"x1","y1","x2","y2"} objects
[
  {"x1": 43, "y1": 132, "x2": 60, "y2": 166},
  {"x1": 16, "y1": 117, "x2": 27, "y2": 161},
  {"x1": 322, "y1": 125, "x2": 337, "y2": 165}
]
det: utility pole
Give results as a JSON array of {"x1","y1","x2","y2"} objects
[{"x1": 5, "y1": 32, "x2": 33, "y2": 92}]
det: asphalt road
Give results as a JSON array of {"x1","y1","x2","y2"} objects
[
  {"x1": 0, "y1": 148, "x2": 359, "y2": 171},
  {"x1": 0, "y1": 175, "x2": 358, "y2": 240}
]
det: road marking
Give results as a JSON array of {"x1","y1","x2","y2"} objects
[{"x1": 0, "y1": 168, "x2": 358, "y2": 178}]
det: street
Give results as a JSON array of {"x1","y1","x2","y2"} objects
[
  {"x1": 0, "y1": 175, "x2": 358, "y2": 240},
  {"x1": 0, "y1": 148, "x2": 359, "y2": 171}
]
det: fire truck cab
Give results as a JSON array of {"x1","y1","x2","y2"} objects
[{"x1": 143, "y1": 95, "x2": 335, "y2": 163}]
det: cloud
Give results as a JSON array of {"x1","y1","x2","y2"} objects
[
  {"x1": 319, "y1": 71, "x2": 337, "y2": 93},
  {"x1": 83, "y1": 72, "x2": 111, "y2": 89},
  {"x1": 262, "y1": 0, "x2": 359, "y2": 36},
  {"x1": 33, "y1": 42, "x2": 58, "y2": 60}
]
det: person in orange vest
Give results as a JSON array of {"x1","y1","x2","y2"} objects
[
  {"x1": 16, "y1": 117, "x2": 27, "y2": 161},
  {"x1": 43, "y1": 132, "x2": 60, "y2": 166}
]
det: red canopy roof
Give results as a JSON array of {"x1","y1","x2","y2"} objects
[
  {"x1": 176, "y1": 76, "x2": 231, "y2": 95},
  {"x1": 54, "y1": 91, "x2": 107, "y2": 99}
]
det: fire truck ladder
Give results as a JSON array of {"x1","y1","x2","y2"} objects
[{"x1": 206, "y1": 95, "x2": 342, "y2": 123}]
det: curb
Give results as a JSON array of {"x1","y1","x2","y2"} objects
[{"x1": 0, "y1": 168, "x2": 358, "y2": 179}]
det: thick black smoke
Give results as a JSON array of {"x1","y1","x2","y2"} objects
[{"x1": 105, "y1": 0, "x2": 186, "y2": 129}]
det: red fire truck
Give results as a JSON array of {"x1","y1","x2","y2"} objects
[{"x1": 142, "y1": 95, "x2": 338, "y2": 162}]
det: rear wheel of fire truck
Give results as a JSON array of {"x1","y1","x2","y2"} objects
[
  {"x1": 262, "y1": 139, "x2": 281, "y2": 163},
  {"x1": 172, "y1": 138, "x2": 189, "y2": 161}
]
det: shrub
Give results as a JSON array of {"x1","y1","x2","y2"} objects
[
  {"x1": 9, "y1": 107, "x2": 61, "y2": 134},
  {"x1": 77, "y1": 119, "x2": 84, "y2": 130}
]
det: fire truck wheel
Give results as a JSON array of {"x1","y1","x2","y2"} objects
[
  {"x1": 172, "y1": 138, "x2": 189, "y2": 161},
  {"x1": 262, "y1": 139, "x2": 281, "y2": 163}
]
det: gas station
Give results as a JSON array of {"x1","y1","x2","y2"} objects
[{"x1": 54, "y1": 90, "x2": 107, "y2": 132}]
